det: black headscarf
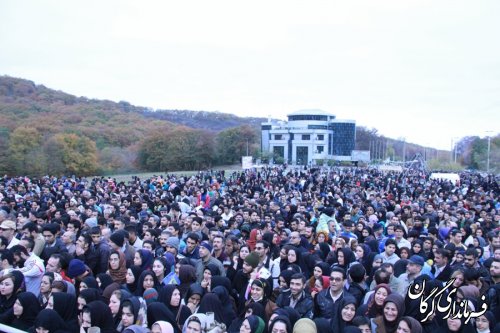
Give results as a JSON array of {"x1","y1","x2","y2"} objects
[
  {"x1": 126, "y1": 266, "x2": 142, "y2": 294},
  {"x1": 83, "y1": 301, "x2": 118, "y2": 333},
  {"x1": 33, "y1": 309, "x2": 70, "y2": 333},
  {"x1": 11, "y1": 291, "x2": 41, "y2": 330},
  {"x1": 158, "y1": 285, "x2": 191, "y2": 327},
  {"x1": 197, "y1": 292, "x2": 225, "y2": 325},
  {"x1": 331, "y1": 296, "x2": 357, "y2": 333},
  {"x1": 135, "y1": 270, "x2": 159, "y2": 296},
  {"x1": 50, "y1": 292, "x2": 79, "y2": 333},
  {"x1": 96, "y1": 273, "x2": 114, "y2": 291},
  {"x1": 81, "y1": 276, "x2": 99, "y2": 290},
  {"x1": 79, "y1": 288, "x2": 101, "y2": 304},
  {"x1": 183, "y1": 283, "x2": 204, "y2": 304},
  {"x1": 269, "y1": 315, "x2": 292, "y2": 333},
  {"x1": 146, "y1": 302, "x2": 181, "y2": 333},
  {"x1": 212, "y1": 286, "x2": 236, "y2": 326}
]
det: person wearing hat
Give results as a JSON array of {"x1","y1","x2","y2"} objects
[
  {"x1": 194, "y1": 241, "x2": 225, "y2": 282},
  {"x1": 165, "y1": 237, "x2": 180, "y2": 256},
  {"x1": 397, "y1": 255, "x2": 424, "y2": 296},
  {"x1": 232, "y1": 251, "x2": 261, "y2": 314},
  {"x1": 108, "y1": 230, "x2": 135, "y2": 268},
  {"x1": 1, "y1": 220, "x2": 20, "y2": 249},
  {"x1": 67, "y1": 258, "x2": 93, "y2": 289}
]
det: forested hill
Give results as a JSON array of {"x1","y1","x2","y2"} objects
[{"x1": 0, "y1": 76, "x2": 267, "y2": 133}]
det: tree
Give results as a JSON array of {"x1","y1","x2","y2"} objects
[
  {"x1": 215, "y1": 125, "x2": 258, "y2": 164},
  {"x1": 7, "y1": 127, "x2": 46, "y2": 175},
  {"x1": 44, "y1": 133, "x2": 98, "y2": 175},
  {"x1": 138, "y1": 127, "x2": 215, "y2": 171}
]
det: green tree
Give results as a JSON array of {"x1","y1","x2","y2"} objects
[
  {"x1": 8, "y1": 127, "x2": 46, "y2": 175},
  {"x1": 215, "y1": 125, "x2": 258, "y2": 164},
  {"x1": 44, "y1": 133, "x2": 98, "y2": 175}
]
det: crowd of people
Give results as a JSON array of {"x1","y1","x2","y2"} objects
[{"x1": 0, "y1": 166, "x2": 499, "y2": 333}]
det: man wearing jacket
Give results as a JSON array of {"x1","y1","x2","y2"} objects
[
  {"x1": 314, "y1": 267, "x2": 352, "y2": 319},
  {"x1": 276, "y1": 273, "x2": 313, "y2": 318}
]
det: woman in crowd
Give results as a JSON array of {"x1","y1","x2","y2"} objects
[
  {"x1": 158, "y1": 284, "x2": 192, "y2": 329},
  {"x1": 32, "y1": 308, "x2": 69, "y2": 333},
  {"x1": 241, "y1": 314, "x2": 265, "y2": 333},
  {"x1": 38, "y1": 272, "x2": 56, "y2": 308},
  {"x1": 97, "y1": 273, "x2": 115, "y2": 292},
  {"x1": 197, "y1": 292, "x2": 227, "y2": 326},
  {"x1": 178, "y1": 265, "x2": 197, "y2": 297},
  {"x1": 370, "y1": 293, "x2": 405, "y2": 333},
  {"x1": 268, "y1": 315, "x2": 292, "y2": 333},
  {"x1": 234, "y1": 245, "x2": 251, "y2": 271},
  {"x1": 147, "y1": 303, "x2": 179, "y2": 333},
  {"x1": 357, "y1": 284, "x2": 391, "y2": 318},
  {"x1": 108, "y1": 250, "x2": 128, "y2": 284},
  {"x1": 151, "y1": 320, "x2": 175, "y2": 333},
  {"x1": 134, "y1": 249, "x2": 154, "y2": 271},
  {"x1": 183, "y1": 283, "x2": 204, "y2": 314},
  {"x1": 79, "y1": 276, "x2": 98, "y2": 293},
  {"x1": 124, "y1": 266, "x2": 143, "y2": 294},
  {"x1": 118, "y1": 296, "x2": 147, "y2": 332},
  {"x1": 475, "y1": 311, "x2": 496, "y2": 333},
  {"x1": 4, "y1": 291, "x2": 41, "y2": 331},
  {"x1": 135, "y1": 270, "x2": 159, "y2": 297},
  {"x1": 46, "y1": 292, "x2": 79, "y2": 333},
  {"x1": 81, "y1": 300, "x2": 119, "y2": 333},
  {"x1": 0, "y1": 271, "x2": 25, "y2": 319},
  {"x1": 331, "y1": 296, "x2": 358, "y2": 333},
  {"x1": 109, "y1": 289, "x2": 133, "y2": 330},
  {"x1": 397, "y1": 317, "x2": 423, "y2": 333},
  {"x1": 228, "y1": 302, "x2": 265, "y2": 333}
]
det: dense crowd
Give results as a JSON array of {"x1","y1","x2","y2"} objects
[{"x1": 0, "y1": 166, "x2": 499, "y2": 333}]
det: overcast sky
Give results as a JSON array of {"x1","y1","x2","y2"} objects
[{"x1": 1, "y1": 0, "x2": 499, "y2": 150}]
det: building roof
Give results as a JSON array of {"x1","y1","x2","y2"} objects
[{"x1": 287, "y1": 109, "x2": 335, "y2": 117}]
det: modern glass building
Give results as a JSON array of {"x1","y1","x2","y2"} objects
[{"x1": 261, "y1": 109, "x2": 356, "y2": 165}]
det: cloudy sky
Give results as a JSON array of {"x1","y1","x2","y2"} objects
[{"x1": 1, "y1": 0, "x2": 499, "y2": 150}]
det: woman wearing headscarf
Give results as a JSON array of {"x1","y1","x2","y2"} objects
[
  {"x1": 397, "y1": 317, "x2": 423, "y2": 333},
  {"x1": 212, "y1": 285, "x2": 237, "y2": 326},
  {"x1": 97, "y1": 273, "x2": 115, "y2": 292},
  {"x1": 117, "y1": 296, "x2": 148, "y2": 332},
  {"x1": 370, "y1": 293, "x2": 405, "y2": 333},
  {"x1": 80, "y1": 276, "x2": 99, "y2": 292},
  {"x1": 147, "y1": 303, "x2": 180, "y2": 333},
  {"x1": 268, "y1": 315, "x2": 292, "y2": 333},
  {"x1": 0, "y1": 271, "x2": 25, "y2": 319},
  {"x1": 240, "y1": 315, "x2": 265, "y2": 333},
  {"x1": 197, "y1": 292, "x2": 227, "y2": 326},
  {"x1": 247, "y1": 229, "x2": 262, "y2": 252},
  {"x1": 183, "y1": 283, "x2": 204, "y2": 314},
  {"x1": 152, "y1": 321, "x2": 175, "y2": 333},
  {"x1": 263, "y1": 232, "x2": 281, "y2": 260},
  {"x1": 158, "y1": 285, "x2": 191, "y2": 329},
  {"x1": 47, "y1": 292, "x2": 79, "y2": 333},
  {"x1": 3, "y1": 291, "x2": 41, "y2": 331},
  {"x1": 475, "y1": 311, "x2": 496, "y2": 333},
  {"x1": 81, "y1": 300, "x2": 119, "y2": 333},
  {"x1": 331, "y1": 296, "x2": 358, "y2": 333},
  {"x1": 357, "y1": 284, "x2": 391, "y2": 318},
  {"x1": 31, "y1": 308, "x2": 70, "y2": 333},
  {"x1": 293, "y1": 318, "x2": 317, "y2": 333},
  {"x1": 123, "y1": 265, "x2": 142, "y2": 294},
  {"x1": 307, "y1": 262, "x2": 330, "y2": 294},
  {"x1": 108, "y1": 250, "x2": 128, "y2": 284},
  {"x1": 134, "y1": 249, "x2": 154, "y2": 271},
  {"x1": 245, "y1": 278, "x2": 271, "y2": 311},
  {"x1": 442, "y1": 316, "x2": 476, "y2": 333},
  {"x1": 331, "y1": 247, "x2": 356, "y2": 271},
  {"x1": 228, "y1": 302, "x2": 265, "y2": 333},
  {"x1": 78, "y1": 288, "x2": 101, "y2": 322},
  {"x1": 178, "y1": 265, "x2": 197, "y2": 297},
  {"x1": 135, "y1": 270, "x2": 159, "y2": 297}
]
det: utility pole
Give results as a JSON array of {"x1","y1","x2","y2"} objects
[{"x1": 487, "y1": 135, "x2": 491, "y2": 173}]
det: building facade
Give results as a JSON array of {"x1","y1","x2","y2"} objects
[{"x1": 261, "y1": 109, "x2": 356, "y2": 165}]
